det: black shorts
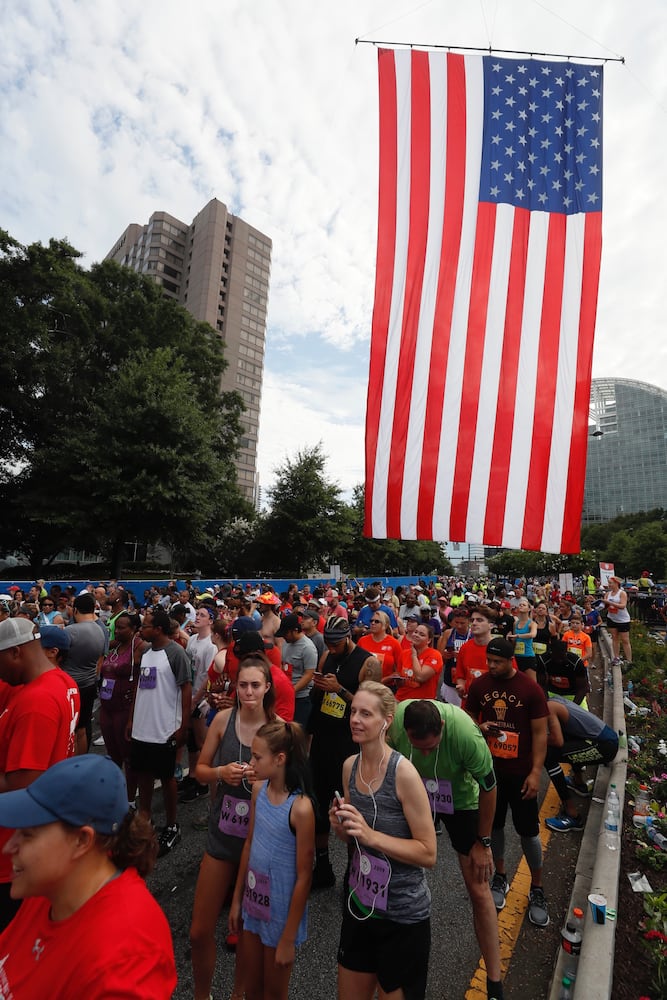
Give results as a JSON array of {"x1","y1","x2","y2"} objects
[
  {"x1": 338, "y1": 909, "x2": 430, "y2": 999},
  {"x1": 441, "y1": 809, "x2": 478, "y2": 856},
  {"x1": 608, "y1": 620, "x2": 631, "y2": 633},
  {"x1": 493, "y1": 772, "x2": 540, "y2": 838},
  {"x1": 516, "y1": 656, "x2": 537, "y2": 673},
  {"x1": 77, "y1": 684, "x2": 97, "y2": 732},
  {"x1": 130, "y1": 738, "x2": 177, "y2": 781}
]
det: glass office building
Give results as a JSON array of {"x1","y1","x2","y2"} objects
[{"x1": 582, "y1": 378, "x2": 667, "y2": 524}]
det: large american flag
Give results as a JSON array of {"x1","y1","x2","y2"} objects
[{"x1": 364, "y1": 48, "x2": 603, "y2": 553}]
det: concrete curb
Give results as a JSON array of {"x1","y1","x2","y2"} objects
[{"x1": 547, "y1": 630, "x2": 626, "y2": 999}]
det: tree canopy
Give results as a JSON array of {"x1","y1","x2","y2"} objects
[
  {"x1": 486, "y1": 509, "x2": 667, "y2": 581},
  {"x1": 0, "y1": 230, "x2": 250, "y2": 575}
]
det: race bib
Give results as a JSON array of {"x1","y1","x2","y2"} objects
[
  {"x1": 549, "y1": 675, "x2": 570, "y2": 690},
  {"x1": 487, "y1": 729, "x2": 519, "y2": 759},
  {"x1": 567, "y1": 645, "x2": 582, "y2": 657},
  {"x1": 321, "y1": 692, "x2": 346, "y2": 718},
  {"x1": 243, "y1": 868, "x2": 270, "y2": 921},
  {"x1": 533, "y1": 642, "x2": 547, "y2": 655},
  {"x1": 514, "y1": 641, "x2": 525, "y2": 655},
  {"x1": 139, "y1": 666, "x2": 157, "y2": 690},
  {"x1": 218, "y1": 794, "x2": 250, "y2": 838},
  {"x1": 99, "y1": 678, "x2": 115, "y2": 701},
  {"x1": 423, "y1": 777, "x2": 454, "y2": 814},
  {"x1": 349, "y1": 852, "x2": 389, "y2": 912}
]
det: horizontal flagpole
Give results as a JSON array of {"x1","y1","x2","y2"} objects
[{"x1": 355, "y1": 38, "x2": 624, "y2": 63}]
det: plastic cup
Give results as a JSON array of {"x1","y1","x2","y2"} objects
[{"x1": 588, "y1": 892, "x2": 607, "y2": 924}]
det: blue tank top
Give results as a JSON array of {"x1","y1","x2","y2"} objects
[
  {"x1": 513, "y1": 619, "x2": 534, "y2": 658},
  {"x1": 242, "y1": 783, "x2": 309, "y2": 948}
]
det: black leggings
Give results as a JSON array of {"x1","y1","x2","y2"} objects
[{"x1": 546, "y1": 736, "x2": 618, "y2": 802}]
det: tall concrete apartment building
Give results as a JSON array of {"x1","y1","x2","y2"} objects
[{"x1": 106, "y1": 198, "x2": 271, "y2": 504}]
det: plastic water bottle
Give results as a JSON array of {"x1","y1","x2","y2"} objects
[
  {"x1": 559, "y1": 976, "x2": 573, "y2": 999},
  {"x1": 605, "y1": 785, "x2": 620, "y2": 850},
  {"x1": 647, "y1": 824, "x2": 667, "y2": 851},
  {"x1": 560, "y1": 907, "x2": 583, "y2": 981},
  {"x1": 633, "y1": 785, "x2": 651, "y2": 827}
]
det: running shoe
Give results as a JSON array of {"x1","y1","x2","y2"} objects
[
  {"x1": 178, "y1": 781, "x2": 209, "y2": 803},
  {"x1": 157, "y1": 824, "x2": 181, "y2": 858},
  {"x1": 528, "y1": 886, "x2": 549, "y2": 926},
  {"x1": 310, "y1": 858, "x2": 335, "y2": 890},
  {"x1": 565, "y1": 776, "x2": 592, "y2": 797},
  {"x1": 490, "y1": 871, "x2": 509, "y2": 911},
  {"x1": 546, "y1": 812, "x2": 584, "y2": 833}
]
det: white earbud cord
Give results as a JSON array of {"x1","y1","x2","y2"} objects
[{"x1": 348, "y1": 728, "x2": 392, "y2": 922}]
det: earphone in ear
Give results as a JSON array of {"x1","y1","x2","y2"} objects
[{"x1": 381, "y1": 721, "x2": 387, "y2": 732}]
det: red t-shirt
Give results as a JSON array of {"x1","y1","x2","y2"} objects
[
  {"x1": 395, "y1": 646, "x2": 442, "y2": 702},
  {"x1": 453, "y1": 639, "x2": 491, "y2": 695},
  {"x1": 0, "y1": 868, "x2": 176, "y2": 998},
  {"x1": 270, "y1": 664, "x2": 295, "y2": 722},
  {"x1": 357, "y1": 634, "x2": 403, "y2": 678},
  {"x1": 225, "y1": 643, "x2": 282, "y2": 685},
  {"x1": 0, "y1": 668, "x2": 80, "y2": 882},
  {"x1": 465, "y1": 670, "x2": 549, "y2": 777}
]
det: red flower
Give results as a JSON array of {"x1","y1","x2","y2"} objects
[{"x1": 644, "y1": 929, "x2": 667, "y2": 943}]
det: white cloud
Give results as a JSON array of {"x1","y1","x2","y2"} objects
[{"x1": 1, "y1": 0, "x2": 666, "y2": 503}]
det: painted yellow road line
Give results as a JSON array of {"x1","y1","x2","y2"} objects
[{"x1": 465, "y1": 782, "x2": 562, "y2": 999}]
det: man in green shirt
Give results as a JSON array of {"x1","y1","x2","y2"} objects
[{"x1": 389, "y1": 699, "x2": 503, "y2": 1000}]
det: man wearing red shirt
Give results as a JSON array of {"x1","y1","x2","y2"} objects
[
  {"x1": 454, "y1": 606, "x2": 496, "y2": 703},
  {"x1": 0, "y1": 617, "x2": 80, "y2": 930}
]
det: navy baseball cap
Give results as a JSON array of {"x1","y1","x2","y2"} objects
[
  {"x1": 39, "y1": 626, "x2": 71, "y2": 652},
  {"x1": 0, "y1": 755, "x2": 129, "y2": 835},
  {"x1": 230, "y1": 616, "x2": 259, "y2": 639}
]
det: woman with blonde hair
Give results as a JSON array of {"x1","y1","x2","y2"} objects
[
  {"x1": 604, "y1": 576, "x2": 632, "y2": 664},
  {"x1": 331, "y1": 681, "x2": 436, "y2": 999}
]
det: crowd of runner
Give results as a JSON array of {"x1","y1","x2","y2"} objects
[{"x1": 0, "y1": 569, "x2": 655, "y2": 998}]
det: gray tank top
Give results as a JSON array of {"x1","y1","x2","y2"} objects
[
  {"x1": 205, "y1": 708, "x2": 253, "y2": 862},
  {"x1": 349, "y1": 750, "x2": 431, "y2": 923}
]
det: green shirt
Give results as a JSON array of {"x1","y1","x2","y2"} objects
[{"x1": 389, "y1": 700, "x2": 494, "y2": 812}]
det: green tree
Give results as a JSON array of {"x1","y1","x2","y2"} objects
[
  {"x1": 627, "y1": 524, "x2": 667, "y2": 579},
  {"x1": 486, "y1": 548, "x2": 599, "y2": 580},
  {"x1": 339, "y1": 486, "x2": 452, "y2": 576},
  {"x1": 256, "y1": 444, "x2": 348, "y2": 576},
  {"x1": 0, "y1": 232, "x2": 248, "y2": 575}
]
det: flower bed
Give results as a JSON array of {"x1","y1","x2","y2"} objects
[{"x1": 614, "y1": 627, "x2": 667, "y2": 1000}]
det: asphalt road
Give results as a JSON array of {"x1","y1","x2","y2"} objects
[
  {"x1": 142, "y1": 782, "x2": 581, "y2": 1000},
  {"x1": 92, "y1": 664, "x2": 607, "y2": 1000}
]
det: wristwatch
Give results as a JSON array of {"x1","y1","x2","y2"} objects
[{"x1": 477, "y1": 836, "x2": 492, "y2": 848}]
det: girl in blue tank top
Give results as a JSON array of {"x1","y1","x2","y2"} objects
[
  {"x1": 509, "y1": 598, "x2": 538, "y2": 681},
  {"x1": 230, "y1": 720, "x2": 315, "y2": 1000}
]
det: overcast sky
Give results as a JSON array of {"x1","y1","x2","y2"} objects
[{"x1": 2, "y1": 0, "x2": 666, "y2": 503}]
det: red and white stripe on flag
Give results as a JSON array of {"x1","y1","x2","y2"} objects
[{"x1": 364, "y1": 48, "x2": 603, "y2": 554}]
